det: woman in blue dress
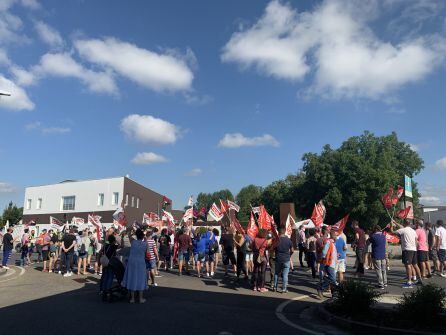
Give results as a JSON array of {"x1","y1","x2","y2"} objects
[{"x1": 122, "y1": 229, "x2": 148, "y2": 303}]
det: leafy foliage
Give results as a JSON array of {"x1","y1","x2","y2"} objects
[
  {"x1": 196, "y1": 189, "x2": 234, "y2": 211},
  {"x1": 235, "y1": 185, "x2": 263, "y2": 222},
  {"x1": 397, "y1": 284, "x2": 446, "y2": 324},
  {"x1": 330, "y1": 280, "x2": 382, "y2": 316},
  {"x1": 0, "y1": 202, "x2": 23, "y2": 228}
]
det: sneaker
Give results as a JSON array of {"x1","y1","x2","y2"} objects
[
  {"x1": 440, "y1": 273, "x2": 446, "y2": 278},
  {"x1": 206, "y1": 272, "x2": 210, "y2": 277},
  {"x1": 3, "y1": 266, "x2": 10, "y2": 270},
  {"x1": 402, "y1": 282, "x2": 413, "y2": 289},
  {"x1": 58, "y1": 270, "x2": 61, "y2": 274},
  {"x1": 384, "y1": 284, "x2": 388, "y2": 287},
  {"x1": 151, "y1": 283, "x2": 158, "y2": 287},
  {"x1": 63, "y1": 273, "x2": 70, "y2": 277},
  {"x1": 282, "y1": 289, "x2": 288, "y2": 294},
  {"x1": 210, "y1": 271, "x2": 214, "y2": 276},
  {"x1": 68, "y1": 272, "x2": 73, "y2": 277},
  {"x1": 259, "y1": 288, "x2": 268, "y2": 293},
  {"x1": 155, "y1": 274, "x2": 162, "y2": 278},
  {"x1": 49, "y1": 270, "x2": 53, "y2": 273}
]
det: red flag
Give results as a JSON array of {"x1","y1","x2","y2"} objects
[
  {"x1": 384, "y1": 232, "x2": 400, "y2": 244},
  {"x1": 258, "y1": 205, "x2": 273, "y2": 230},
  {"x1": 231, "y1": 215, "x2": 245, "y2": 235},
  {"x1": 397, "y1": 206, "x2": 411, "y2": 219},
  {"x1": 331, "y1": 214, "x2": 349, "y2": 234},
  {"x1": 311, "y1": 201, "x2": 326, "y2": 227},
  {"x1": 382, "y1": 187, "x2": 394, "y2": 209},
  {"x1": 220, "y1": 199, "x2": 229, "y2": 213},
  {"x1": 285, "y1": 214, "x2": 295, "y2": 238},
  {"x1": 247, "y1": 212, "x2": 258, "y2": 240}
]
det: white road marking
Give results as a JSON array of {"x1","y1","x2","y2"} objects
[
  {"x1": 0, "y1": 266, "x2": 25, "y2": 283},
  {"x1": 275, "y1": 295, "x2": 324, "y2": 335}
]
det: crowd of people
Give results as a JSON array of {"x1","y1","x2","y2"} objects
[{"x1": 1, "y1": 218, "x2": 446, "y2": 302}]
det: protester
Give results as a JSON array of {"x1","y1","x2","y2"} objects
[
  {"x1": 1, "y1": 228, "x2": 15, "y2": 269},
  {"x1": 41, "y1": 229, "x2": 51, "y2": 272},
  {"x1": 158, "y1": 229, "x2": 171, "y2": 271},
  {"x1": 351, "y1": 220, "x2": 366, "y2": 276},
  {"x1": 177, "y1": 228, "x2": 192, "y2": 276},
  {"x1": 252, "y1": 230, "x2": 271, "y2": 292},
  {"x1": 267, "y1": 233, "x2": 276, "y2": 289},
  {"x1": 369, "y1": 225, "x2": 387, "y2": 289},
  {"x1": 317, "y1": 231, "x2": 338, "y2": 299},
  {"x1": 122, "y1": 229, "x2": 148, "y2": 303},
  {"x1": 306, "y1": 229, "x2": 317, "y2": 279},
  {"x1": 296, "y1": 225, "x2": 306, "y2": 267},
  {"x1": 87, "y1": 231, "x2": 96, "y2": 270},
  {"x1": 334, "y1": 230, "x2": 347, "y2": 283},
  {"x1": 48, "y1": 230, "x2": 59, "y2": 273},
  {"x1": 426, "y1": 222, "x2": 440, "y2": 274},
  {"x1": 206, "y1": 228, "x2": 218, "y2": 277},
  {"x1": 273, "y1": 227, "x2": 293, "y2": 293},
  {"x1": 77, "y1": 231, "x2": 90, "y2": 275},
  {"x1": 220, "y1": 228, "x2": 237, "y2": 276},
  {"x1": 435, "y1": 220, "x2": 446, "y2": 277},
  {"x1": 28, "y1": 230, "x2": 36, "y2": 264},
  {"x1": 20, "y1": 229, "x2": 30, "y2": 266},
  {"x1": 316, "y1": 226, "x2": 328, "y2": 274},
  {"x1": 245, "y1": 235, "x2": 254, "y2": 275},
  {"x1": 61, "y1": 229, "x2": 77, "y2": 277},
  {"x1": 145, "y1": 230, "x2": 159, "y2": 286},
  {"x1": 99, "y1": 234, "x2": 119, "y2": 296},
  {"x1": 234, "y1": 230, "x2": 248, "y2": 280},
  {"x1": 392, "y1": 220, "x2": 423, "y2": 287},
  {"x1": 364, "y1": 230, "x2": 372, "y2": 270},
  {"x1": 415, "y1": 220, "x2": 431, "y2": 278}
]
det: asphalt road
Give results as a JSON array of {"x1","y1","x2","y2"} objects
[{"x1": 0, "y1": 252, "x2": 445, "y2": 335}]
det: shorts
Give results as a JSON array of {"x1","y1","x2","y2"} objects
[
  {"x1": 439, "y1": 249, "x2": 446, "y2": 262},
  {"x1": 194, "y1": 253, "x2": 205, "y2": 263},
  {"x1": 402, "y1": 250, "x2": 417, "y2": 265},
  {"x1": 42, "y1": 250, "x2": 49, "y2": 261},
  {"x1": 223, "y1": 251, "x2": 236, "y2": 266},
  {"x1": 245, "y1": 252, "x2": 253, "y2": 262},
  {"x1": 178, "y1": 251, "x2": 190, "y2": 262},
  {"x1": 145, "y1": 259, "x2": 157, "y2": 270},
  {"x1": 417, "y1": 250, "x2": 428, "y2": 262},
  {"x1": 160, "y1": 254, "x2": 171, "y2": 262},
  {"x1": 336, "y1": 258, "x2": 346, "y2": 273},
  {"x1": 78, "y1": 253, "x2": 87, "y2": 259},
  {"x1": 429, "y1": 249, "x2": 438, "y2": 261},
  {"x1": 205, "y1": 253, "x2": 215, "y2": 263}
]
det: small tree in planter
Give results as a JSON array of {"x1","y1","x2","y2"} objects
[
  {"x1": 397, "y1": 284, "x2": 446, "y2": 326},
  {"x1": 329, "y1": 280, "x2": 383, "y2": 317}
]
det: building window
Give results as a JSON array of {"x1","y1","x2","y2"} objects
[
  {"x1": 26, "y1": 199, "x2": 32, "y2": 210},
  {"x1": 136, "y1": 197, "x2": 140, "y2": 209},
  {"x1": 98, "y1": 193, "x2": 104, "y2": 206},
  {"x1": 37, "y1": 198, "x2": 42, "y2": 210},
  {"x1": 62, "y1": 196, "x2": 76, "y2": 211},
  {"x1": 131, "y1": 196, "x2": 135, "y2": 207},
  {"x1": 112, "y1": 192, "x2": 119, "y2": 205},
  {"x1": 125, "y1": 194, "x2": 129, "y2": 206}
]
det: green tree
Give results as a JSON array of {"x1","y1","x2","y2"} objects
[
  {"x1": 1, "y1": 202, "x2": 23, "y2": 228},
  {"x1": 196, "y1": 189, "x2": 234, "y2": 211},
  {"x1": 235, "y1": 185, "x2": 263, "y2": 222},
  {"x1": 297, "y1": 131, "x2": 423, "y2": 229}
]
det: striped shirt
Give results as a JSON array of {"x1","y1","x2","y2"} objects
[{"x1": 146, "y1": 238, "x2": 157, "y2": 260}]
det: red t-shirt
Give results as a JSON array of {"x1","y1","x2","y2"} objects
[{"x1": 178, "y1": 234, "x2": 191, "y2": 252}]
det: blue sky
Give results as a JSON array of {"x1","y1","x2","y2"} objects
[{"x1": 0, "y1": 0, "x2": 446, "y2": 211}]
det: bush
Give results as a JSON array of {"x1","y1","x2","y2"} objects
[
  {"x1": 397, "y1": 284, "x2": 446, "y2": 325},
  {"x1": 329, "y1": 280, "x2": 383, "y2": 317}
]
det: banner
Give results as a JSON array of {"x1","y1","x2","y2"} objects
[
  {"x1": 112, "y1": 205, "x2": 127, "y2": 227},
  {"x1": 209, "y1": 203, "x2": 223, "y2": 221},
  {"x1": 88, "y1": 214, "x2": 103, "y2": 241},
  {"x1": 227, "y1": 200, "x2": 240, "y2": 212},
  {"x1": 182, "y1": 207, "x2": 194, "y2": 222},
  {"x1": 311, "y1": 201, "x2": 326, "y2": 227},
  {"x1": 71, "y1": 217, "x2": 85, "y2": 225},
  {"x1": 220, "y1": 199, "x2": 229, "y2": 214},
  {"x1": 251, "y1": 206, "x2": 261, "y2": 215},
  {"x1": 397, "y1": 206, "x2": 412, "y2": 219},
  {"x1": 143, "y1": 212, "x2": 159, "y2": 224},
  {"x1": 230, "y1": 214, "x2": 245, "y2": 235},
  {"x1": 258, "y1": 205, "x2": 273, "y2": 230},
  {"x1": 246, "y1": 212, "x2": 258, "y2": 240},
  {"x1": 384, "y1": 232, "x2": 400, "y2": 244},
  {"x1": 162, "y1": 210, "x2": 175, "y2": 226},
  {"x1": 50, "y1": 216, "x2": 62, "y2": 226}
]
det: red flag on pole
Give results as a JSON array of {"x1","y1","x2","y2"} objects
[
  {"x1": 258, "y1": 205, "x2": 273, "y2": 230},
  {"x1": 311, "y1": 201, "x2": 326, "y2": 227},
  {"x1": 247, "y1": 212, "x2": 258, "y2": 240},
  {"x1": 397, "y1": 206, "x2": 411, "y2": 219},
  {"x1": 285, "y1": 214, "x2": 295, "y2": 238},
  {"x1": 331, "y1": 214, "x2": 349, "y2": 234},
  {"x1": 220, "y1": 199, "x2": 229, "y2": 213},
  {"x1": 381, "y1": 187, "x2": 394, "y2": 208}
]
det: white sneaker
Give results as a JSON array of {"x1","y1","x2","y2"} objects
[
  {"x1": 440, "y1": 273, "x2": 446, "y2": 278},
  {"x1": 211, "y1": 271, "x2": 214, "y2": 276},
  {"x1": 151, "y1": 283, "x2": 158, "y2": 287},
  {"x1": 206, "y1": 272, "x2": 210, "y2": 277},
  {"x1": 63, "y1": 273, "x2": 70, "y2": 277},
  {"x1": 58, "y1": 270, "x2": 61, "y2": 274},
  {"x1": 68, "y1": 272, "x2": 73, "y2": 277},
  {"x1": 3, "y1": 266, "x2": 10, "y2": 270}
]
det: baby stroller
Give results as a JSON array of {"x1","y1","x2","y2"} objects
[{"x1": 100, "y1": 256, "x2": 128, "y2": 302}]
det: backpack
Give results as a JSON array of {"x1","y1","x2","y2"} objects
[
  {"x1": 79, "y1": 239, "x2": 86, "y2": 255},
  {"x1": 209, "y1": 240, "x2": 219, "y2": 254}
]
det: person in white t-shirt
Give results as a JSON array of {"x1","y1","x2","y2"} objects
[
  {"x1": 435, "y1": 220, "x2": 446, "y2": 277},
  {"x1": 392, "y1": 219, "x2": 423, "y2": 288}
]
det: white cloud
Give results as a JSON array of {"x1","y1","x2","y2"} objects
[
  {"x1": 20, "y1": 0, "x2": 40, "y2": 10},
  {"x1": 218, "y1": 133, "x2": 279, "y2": 148},
  {"x1": 409, "y1": 143, "x2": 420, "y2": 152},
  {"x1": 34, "y1": 21, "x2": 64, "y2": 48},
  {"x1": 11, "y1": 66, "x2": 36, "y2": 86},
  {"x1": 0, "y1": 74, "x2": 34, "y2": 111},
  {"x1": 419, "y1": 196, "x2": 441, "y2": 205},
  {"x1": 0, "y1": 182, "x2": 15, "y2": 193},
  {"x1": 0, "y1": 49, "x2": 10, "y2": 66},
  {"x1": 186, "y1": 168, "x2": 202, "y2": 177},
  {"x1": 75, "y1": 37, "x2": 194, "y2": 92},
  {"x1": 435, "y1": 157, "x2": 446, "y2": 170},
  {"x1": 34, "y1": 53, "x2": 117, "y2": 94},
  {"x1": 419, "y1": 184, "x2": 446, "y2": 205},
  {"x1": 41, "y1": 127, "x2": 70, "y2": 134},
  {"x1": 222, "y1": 0, "x2": 446, "y2": 100},
  {"x1": 24, "y1": 121, "x2": 41, "y2": 130},
  {"x1": 131, "y1": 152, "x2": 168, "y2": 165},
  {"x1": 120, "y1": 114, "x2": 179, "y2": 145}
]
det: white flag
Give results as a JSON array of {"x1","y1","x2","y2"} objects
[
  {"x1": 182, "y1": 207, "x2": 194, "y2": 221},
  {"x1": 187, "y1": 195, "x2": 193, "y2": 207},
  {"x1": 227, "y1": 200, "x2": 240, "y2": 212},
  {"x1": 209, "y1": 203, "x2": 223, "y2": 221}
]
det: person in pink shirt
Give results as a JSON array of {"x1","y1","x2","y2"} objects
[{"x1": 416, "y1": 220, "x2": 431, "y2": 278}]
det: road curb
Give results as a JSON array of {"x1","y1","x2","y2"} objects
[
  {"x1": 317, "y1": 303, "x2": 443, "y2": 335},
  {"x1": 0, "y1": 268, "x2": 7, "y2": 276}
]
